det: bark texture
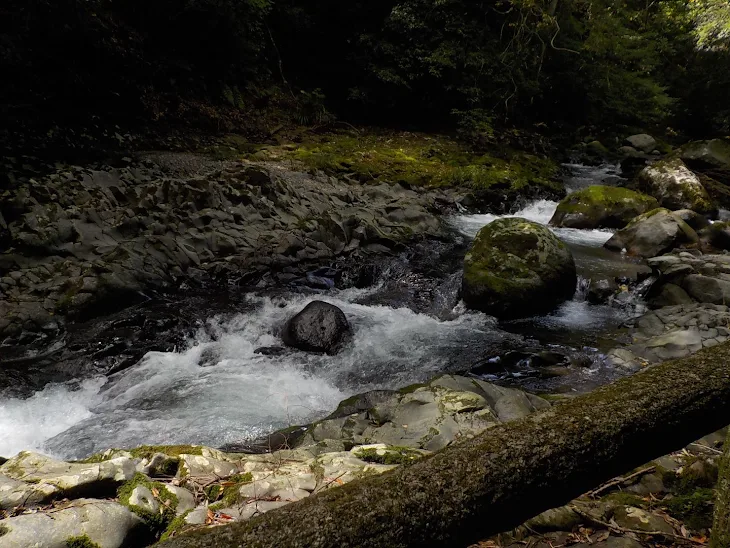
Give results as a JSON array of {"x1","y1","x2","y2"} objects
[
  {"x1": 713, "y1": 429, "x2": 730, "y2": 548},
  {"x1": 161, "y1": 343, "x2": 730, "y2": 548}
]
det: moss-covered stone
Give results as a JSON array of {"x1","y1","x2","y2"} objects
[
  {"x1": 664, "y1": 488, "x2": 715, "y2": 531},
  {"x1": 160, "y1": 509, "x2": 195, "y2": 543},
  {"x1": 550, "y1": 186, "x2": 658, "y2": 229},
  {"x1": 117, "y1": 473, "x2": 178, "y2": 535},
  {"x1": 637, "y1": 157, "x2": 717, "y2": 216},
  {"x1": 461, "y1": 217, "x2": 577, "y2": 318},
  {"x1": 128, "y1": 445, "x2": 204, "y2": 460},
  {"x1": 205, "y1": 473, "x2": 253, "y2": 507},
  {"x1": 65, "y1": 535, "x2": 102, "y2": 548}
]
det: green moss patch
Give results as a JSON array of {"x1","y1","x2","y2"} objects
[
  {"x1": 0, "y1": 525, "x2": 9, "y2": 537},
  {"x1": 602, "y1": 491, "x2": 647, "y2": 508},
  {"x1": 206, "y1": 473, "x2": 253, "y2": 508},
  {"x1": 663, "y1": 488, "x2": 715, "y2": 531},
  {"x1": 249, "y1": 130, "x2": 562, "y2": 196},
  {"x1": 128, "y1": 445, "x2": 203, "y2": 460},
  {"x1": 160, "y1": 509, "x2": 195, "y2": 542},
  {"x1": 117, "y1": 473, "x2": 178, "y2": 536},
  {"x1": 354, "y1": 446, "x2": 423, "y2": 465},
  {"x1": 65, "y1": 535, "x2": 102, "y2": 548}
]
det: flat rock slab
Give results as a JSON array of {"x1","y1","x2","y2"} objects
[
  {"x1": 607, "y1": 302, "x2": 730, "y2": 370},
  {"x1": 294, "y1": 374, "x2": 549, "y2": 452},
  {"x1": 0, "y1": 499, "x2": 147, "y2": 548},
  {"x1": 0, "y1": 473, "x2": 58, "y2": 510},
  {"x1": 0, "y1": 452, "x2": 136, "y2": 497}
]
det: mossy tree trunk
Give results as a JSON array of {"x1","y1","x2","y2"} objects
[
  {"x1": 161, "y1": 344, "x2": 730, "y2": 548},
  {"x1": 713, "y1": 429, "x2": 730, "y2": 548}
]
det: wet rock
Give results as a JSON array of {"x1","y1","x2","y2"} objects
[
  {"x1": 0, "y1": 452, "x2": 136, "y2": 498},
  {"x1": 550, "y1": 186, "x2": 658, "y2": 229},
  {"x1": 0, "y1": 498, "x2": 148, "y2": 547},
  {"x1": 636, "y1": 158, "x2": 716, "y2": 216},
  {"x1": 604, "y1": 208, "x2": 698, "y2": 258},
  {"x1": 253, "y1": 346, "x2": 287, "y2": 356},
  {"x1": 282, "y1": 301, "x2": 352, "y2": 354},
  {"x1": 462, "y1": 218, "x2": 577, "y2": 319},
  {"x1": 625, "y1": 134, "x2": 657, "y2": 154},
  {"x1": 588, "y1": 278, "x2": 619, "y2": 304}
]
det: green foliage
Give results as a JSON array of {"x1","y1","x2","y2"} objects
[
  {"x1": 65, "y1": 535, "x2": 102, "y2": 548},
  {"x1": 295, "y1": 89, "x2": 334, "y2": 126}
]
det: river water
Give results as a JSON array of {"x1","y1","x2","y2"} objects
[{"x1": 0, "y1": 163, "x2": 650, "y2": 459}]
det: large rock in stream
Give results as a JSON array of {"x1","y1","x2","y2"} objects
[
  {"x1": 549, "y1": 185, "x2": 658, "y2": 229},
  {"x1": 604, "y1": 208, "x2": 699, "y2": 258},
  {"x1": 635, "y1": 157, "x2": 716, "y2": 216},
  {"x1": 282, "y1": 301, "x2": 352, "y2": 354},
  {"x1": 461, "y1": 218, "x2": 577, "y2": 318}
]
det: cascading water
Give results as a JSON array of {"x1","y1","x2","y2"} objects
[{"x1": 0, "y1": 163, "x2": 652, "y2": 460}]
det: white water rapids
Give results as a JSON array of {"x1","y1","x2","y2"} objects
[{"x1": 0, "y1": 163, "x2": 646, "y2": 460}]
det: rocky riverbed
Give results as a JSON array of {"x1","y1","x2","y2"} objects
[{"x1": 2, "y1": 133, "x2": 730, "y2": 546}]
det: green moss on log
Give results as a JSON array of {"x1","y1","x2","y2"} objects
[{"x1": 159, "y1": 341, "x2": 730, "y2": 548}]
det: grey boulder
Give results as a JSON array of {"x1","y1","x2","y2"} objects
[
  {"x1": 604, "y1": 209, "x2": 699, "y2": 258},
  {"x1": 282, "y1": 301, "x2": 352, "y2": 354}
]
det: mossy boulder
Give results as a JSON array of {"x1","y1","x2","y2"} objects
[
  {"x1": 550, "y1": 186, "x2": 658, "y2": 229},
  {"x1": 461, "y1": 218, "x2": 577, "y2": 319},
  {"x1": 604, "y1": 208, "x2": 699, "y2": 258},
  {"x1": 636, "y1": 158, "x2": 717, "y2": 216}
]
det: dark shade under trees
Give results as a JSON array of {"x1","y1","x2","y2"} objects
[{"x1": 1, "y1": 0, "x2": 729, "y2": 138}]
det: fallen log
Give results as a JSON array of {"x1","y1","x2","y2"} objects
[{"x1": 162, "y1": 343, "x2": 730, "y2": 548}]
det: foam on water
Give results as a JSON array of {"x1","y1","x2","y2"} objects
[
  {"x1": 450, "y1": 199, "x2": 614, "y2": 248},
  {"x1": 0, "y1": 377, "x2": 106, "y2": 458},
  {"x1": 6, "y1": 292, "x2": 500, "y2": 459}
]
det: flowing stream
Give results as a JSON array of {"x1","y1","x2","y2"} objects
[{"x1": 0, "y1": 163, "x2": 651, "y2": 460}]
